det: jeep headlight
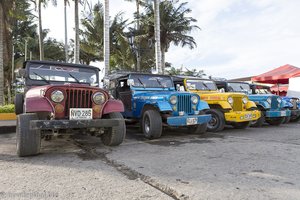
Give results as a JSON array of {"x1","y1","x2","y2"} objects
[
  {"x1": 51, "y1": 90, "x2": 64, "y2": 103},
  {"x1": 191, "y1": 95, "x2": 199, "y2": 104},
  {"x1": 169, "y1": 95, "x2": 177, "y2": 104},
  {"x1": 93, "y1": 92, "x2": 105, "y2": 104},
  {"x1": 227, "y1": 97, "x2": 234, "y2": 105},
  {"x1": 267, "y1": 97, "x2": 272, "y2": 105},
  {"x1": 277, "y1": 97, "x2": 282, "y2": 103},
  {"x1": 242, "y1": 97, "x2": 248, "y2": 104}
]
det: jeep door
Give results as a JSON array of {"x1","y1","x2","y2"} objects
[{"x1": 116, "y1": 78, "x2": 132, "y2": 112}]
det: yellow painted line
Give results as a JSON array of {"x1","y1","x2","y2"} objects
[{"x1": 0, "y1": 113, "x2": 17, "y2": 120}]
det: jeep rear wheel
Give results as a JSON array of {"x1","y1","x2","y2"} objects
[
  {"x1": 142, "y1": 110, "x2": 162, "y2": 139},
  {"x1": 101, "y1": 112, "x2": 126, "y2": 146},
  {"x1": 232, "y1": 121, "x2": 250, "y2": 129},
  {"x1": 283, "y1": 116, "x2": 291, "y2": 124},
  {"x1": 290, "y1": 115, "x2": 300, "y2": 122},
  {"x1": 205, "y1": 109, "x2": 225, "y2": 132},
  {"x1": 16, "y1": 113, "x2": 41, "y2": 157},
  {"x1": 188, "y1": 123, "x2": 207, "y2": 134},
  {"x1": 14, "y1": 93, "x2": 24, "y2": 115}
]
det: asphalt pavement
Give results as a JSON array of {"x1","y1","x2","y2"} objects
[{"x1": 0, "y1": 123, "x2": 300, "y2": 200}]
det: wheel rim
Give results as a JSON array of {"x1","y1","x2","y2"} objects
[
  {"x1": 144, "y1": 115, "x2": 150, "y2": 134},
  {"x1": 207, "y1": 115, "x2": 218, "y2": 129}
]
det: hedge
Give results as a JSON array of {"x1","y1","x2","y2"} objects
[{"x1": 0, "y1": 104, "x2": 15, "y2": 113}]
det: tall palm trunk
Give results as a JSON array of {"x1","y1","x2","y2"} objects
[
  {"x1": 74, "y1": 0, "x2": 79, "y2": 63},
  {"x1": 64, "y1": 0, "x2": 68, "y2": 62},
  {"x1": 161, "y1": 45, "x2": 166, "y2": 74},
  {"x1": 135, "y1": 0, "x2": 141, "y2": 72},
  {"x1": 104, "y1": 0, "x2": 110, "y2": 76},
  {"x1": 38, "y1": 0, "x2": 44, "y2": 60},
  {"x1": 0, "y1": 3, "x2": 4, "y2": 105},
  {"x1": 153, "y1": 0, "x2": 162, "y2": 74}
]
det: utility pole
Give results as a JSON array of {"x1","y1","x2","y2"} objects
[{"x1": 153, "y1": 0, "x2": 162, "y2": 74}]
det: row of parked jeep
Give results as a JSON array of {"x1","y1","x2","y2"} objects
[{"x1": 14, "y1": 61, "x2": 300, "y2": 156}]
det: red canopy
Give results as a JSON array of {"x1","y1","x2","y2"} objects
[{"x1": 251, "y1": 64, "x2": 300, "y2": 84}]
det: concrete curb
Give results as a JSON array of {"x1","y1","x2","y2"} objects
[{"x1": 0, "y1": 120, "x2": 16, "y2": 134}]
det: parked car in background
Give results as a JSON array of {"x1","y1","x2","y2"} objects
[
  {"x1": 106, "y1": 73, "x2": 211, "y2": 139},
  {"x1": 216, "y1": 81, "x2": 291, "y2": 127},
  {"x1": 173, "y1": 77, "x2": 261, "y2": 132},
  {"x1": 14, "y1": 60, "x2": 126, "y2": 157},
  {"x1": 251, "y1": 84, "x2": 300, "y2": 122}
]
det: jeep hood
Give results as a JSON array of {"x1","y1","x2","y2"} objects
[{"x1": 133, "y1": 91, "x2": 193, "y2": 100}]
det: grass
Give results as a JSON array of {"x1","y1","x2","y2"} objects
[{"x1": 0, "y1": 104, "x2": 15, "y2": 113}]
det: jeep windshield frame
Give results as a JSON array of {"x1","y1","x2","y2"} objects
[
  {"x1": 186, "y1": 79, "x2": 218, "y2": 91},
  {"x1": 227, "y1": 82, "x2": 252, "y2": 94},
  {"x1": 26, "y1": 62, "x2": 99, "y2": 86},
  {"x1": 130, "y1": 74, "x2": 175, "y2": 89}
]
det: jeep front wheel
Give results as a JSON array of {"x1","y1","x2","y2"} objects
[
  {"x1": 142, "y1": 110, "x2": 162, "y2": 139},
  {"x1": 250, "y1": 112, "x2": 265, "y2": 127},
  {"x1": 101, "y1": 112, "x2": 126, "y2": 146},
  {"x1": 16, "y1": 113, "x2": 41, "y2": 157},
  {"x1": 232, "y1": 121, "x2": 250, "y2": 129},
  {"x1": 14, "y1": 93, "x2": 24, "y2": 115},
  {"x1": 266, "y1": 117, "x2": 284, "y2": 126},
  {"x1": 205, "y1": 109, "x2": 225, "y2": 132}
]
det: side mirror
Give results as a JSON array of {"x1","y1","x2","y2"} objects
[
  {"x1": 17, "y1": 69, "x2": 26, "y2": 78},
  {"x1": 127, "y1": 79, "x2": 134, "y2": 86}
]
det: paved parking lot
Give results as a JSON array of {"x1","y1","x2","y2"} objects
[{"x1": 1, "y1": 123, "x2": 300, "y2": 200}]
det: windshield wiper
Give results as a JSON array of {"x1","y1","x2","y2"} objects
[
  {"x1": 33, "y1": 72, "x2": 50, "y2": 84},
  {"x1": 68, "y1": 73, "x2": 80, "y2": 84},
  {"x1": 201, "y1": 82, "x2": 211, "y2": 91},
  {"x1": 137, "y1": 78, "x2": 145, "y2": 88},
  {"x1": 155, "y1": 78, "x2": 166, "y2": 88}
]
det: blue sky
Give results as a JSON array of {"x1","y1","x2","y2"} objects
[{"x1": 42, "y1": 0, "x2": 300, "y2": 79}]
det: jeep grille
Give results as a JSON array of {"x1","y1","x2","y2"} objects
[
  {"x1": 177, "y1": 94, "x2": 193, "y2": 114},
  {"x1": 271, "y1": 96, "x2": 280, "y2": 109},
  {"x1": 65, "y1": 89, "x2": 93, "y2": 116},
  {"x1": 232, "y1": 97, "x2": 243, "y2": 111}
]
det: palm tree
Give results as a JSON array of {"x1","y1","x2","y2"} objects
[
  {"x1": 36, "y1": 0, "x2": 57, "y2": 61},
  {"x1": 74, "y1": 0, "x2": 80, "y2": 63},
  {"x1": 103, "y1": 0, "x2": 110, "y2": 75},
  {"x1": 0, "y1": 1, "x2": 5, "y2": 105},
  {"x1": 143, "y1": 0, "x2": 199, "y2": 73},
  {"x1": 64, "y1": 0, "x2": 69, "y2": 62}
]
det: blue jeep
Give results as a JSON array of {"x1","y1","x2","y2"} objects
[
  {"x1": 107, "y1": 73, "x2": 211, "y2": 139},
  {"x1": 215, "y1": 81, "x2": 291, "y2": 127}
]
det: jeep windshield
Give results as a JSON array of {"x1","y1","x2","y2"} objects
[
  {"x1": 186, "y1": 79, "x2": 217, "y2": 91},
  {"x1": 227, "y1": 82, "x2": 251, "y2": 94},
  {"x1": 28, "y1": 63, "x2": 99, "y2": 86},
  {"x1": 253, "y1": 85, "x2": 272, "y2": 94},
  {"x1": 131, "y1": 74, "x2": 174, "y2": 88}
]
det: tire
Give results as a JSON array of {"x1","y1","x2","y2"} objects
[
  {"x1": 205, "y1": 109, "x2": 225, "y2": 132},
  {"x1": 283, "y1": 116, "x2": 291, "y2": 124},
  {"x1": 142, "y1": 110, "x2": 162, "y2": 139},
  {"x1": 233, "y1": 121, "x2": 250, "y2": 129},
  {"x1": 101, "y1": 112, "x2": 126, "y2": 146},
  {"x1": 16, "y1": 113, "x2": 41, "y2": 157},
  {"x1": 14, "y1": 93, "x2": 24, "y2": 115},
  {"x1": 188, "y1": 123, "x2": 207, "y2": 134},
  {"x1": 290, "y1": 115, "x2": 300, "y2": 122},
  {"x1": 250, "y1": 112, "x2": 265, "y2": 127},
  {"x1": 266, "y1": 117, "x2": 284, "y2": 126}
]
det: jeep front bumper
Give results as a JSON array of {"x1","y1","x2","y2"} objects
[
  {"x1": 30, "y1": 119, "x2": 123, "y2": 130},
  {"x1": 265, "y1": 110, "x2": 291, "y2": 118},
  {"x1": 225, "y1": 110, "x2": 261, "y2": 122},
  {"x1": 167, "y1": 114, "x2": 211, "y2": 126}
]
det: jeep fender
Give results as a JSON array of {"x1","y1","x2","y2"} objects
[
  {"x1": 197, "y1": 100, "x2": 210, "y2": 110},
  {"x1": 245, "y1": 101, "x2": 257, "y2": 109},
  {"x1": 102, "y1": 99, "x2": 124, "y2": 115},
  {"x1": 140, "y1": 101, "x2": 172, "y2": 115},
  {"x1": 216, "y1": 101, "x2": 232, "y2": 110},
  {"x1": 256, "y1": 101, "x2": 271, "y2": 110},
  {"x1": 25, "y1": 97, "x2": 54, "y2": 113}
]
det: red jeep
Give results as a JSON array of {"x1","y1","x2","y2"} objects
[{"x1": 15, "y1": 60, "x2": 125, "y2": 157}]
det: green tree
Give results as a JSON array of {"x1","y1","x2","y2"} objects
[{"x1": 142, "y1": 0, "x2": 199, "y2": 73}]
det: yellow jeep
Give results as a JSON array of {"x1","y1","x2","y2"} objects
[{"x1": 173, "y1": 77, "x2": 261, "y2": 132}]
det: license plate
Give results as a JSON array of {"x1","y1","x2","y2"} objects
[
  {"x1": 187, "y1": 117, "x2": 198, "y2": 125},
  {"x1": 70, "y1": 108, "x2": 93, "y2": 120},
  {"x1": 245, "y1": 113, "x2": 252, "y2": 119},
  {"x1": 280, "y1": 111, "x2": 286, "y2": 116}
]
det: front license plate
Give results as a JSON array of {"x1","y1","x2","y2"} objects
[
  {"x1": 70, "y1": 108, "x2": 93, "y2": 120},
  {"x1": 187, "y1": 117, "x2": 198, "y2": 125},
  {"x1": 280, "y1": 111, "x2": 286, "y2": 116},
  {"x1": 244, "y1": 113, "x2": 252, "y2": 119}
]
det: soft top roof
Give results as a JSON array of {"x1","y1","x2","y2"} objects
[
  {"x1": 172, "y1": 76, "x2": 212, "y2": 82},
  {"x1": 24, "y1": 60, "x2": 100, "y2": 71},
  {"x1": 107, "y1": 72, "x2": 173, "y2": 80}
]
